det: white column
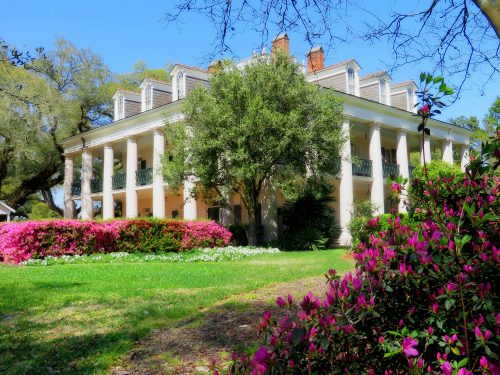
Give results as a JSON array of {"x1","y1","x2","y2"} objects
[
  {"x1": 102, "y1": 144, "x2": 114, "y2": 219},
  {"x1": 369, "y1": 124, "x2": 385, "y2": 215},
  {"x1": 152, "y1": 129, "x2": 166, "y2": 218},
  {"x1": 7, "y1": 213, "x2": 10, "y2": 222},
  {"x1": 63, "y1": 155, "x2": 75, "y2": 219},
  {"x1": 420, "y1": 135, "x2": 432, "y2": 165},
  {"x1": 396, "y1": 131, "x2": 409, "y2": 213},
  {"x1": 442, "y1": 139, "x2": 454, "y2": 164},
  {"x1": 261, "y1": 179, "x2": 278, "y2": 242},
  {"x1": 81, "y1": 150, "x2": 93, "y2": 220},
  {"x1": 460, "y1": 144, "x2": 469, "y2": 172},
  {"x1": 339, "y1": 120, "x2": 354, "y2": 246},
  {"x1": 183, "y1": 176, "x2": 197, "y2": 220},
  {"x1": 126, "y1": 138, "x2": 138, "y2": 218}
]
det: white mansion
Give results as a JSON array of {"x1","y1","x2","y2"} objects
[{"x1": 61, "y1": 34, "x2": 472, "y2": 245}]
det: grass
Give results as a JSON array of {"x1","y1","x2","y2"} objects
[{"x1": 0, "y1": 249, "x2": 354, "y2": 375}]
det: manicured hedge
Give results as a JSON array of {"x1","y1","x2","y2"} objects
[{"x1": 0, "y1": 219, "x2": 232, "y2": 264}]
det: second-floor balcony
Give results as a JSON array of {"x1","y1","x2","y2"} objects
[
  {"x1": 353, "y1": 159, "x2": 372, "y2": 177},
  {"x1": 383, "y1": 163, "x2": 400, "y2": 178},
  {"x1": 136, "y1": 168, "x2": 153, "y2": 186},
  {"x1": 112, "y1": 172, "x2": 126, "y2": 190}
]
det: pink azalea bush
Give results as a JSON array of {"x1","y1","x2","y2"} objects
[
  {"x1": 226, "y1": 149, "x2": 499, "y2": 375},
  {"x1": 0, "y1": 219, "x2": 232, "y2": 264},
  {"x1": 222, "y1": 75, "x2": 499, "y2": 374}
]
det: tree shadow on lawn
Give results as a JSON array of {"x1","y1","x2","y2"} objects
[{"x1": 120, "y1": 275, "x2": 329, "y2": 375}]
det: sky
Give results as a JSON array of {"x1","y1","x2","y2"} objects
[
  {"x1": 1, "y1": 0, "x2": 498, "y2": 208},
  {"x1": 2, "y1": 0, "x2": 498, "y2": 121}
]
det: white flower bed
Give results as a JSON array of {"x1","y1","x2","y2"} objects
[{"x1": 19, "y1": 246, "x2": 280, "y2": 266}]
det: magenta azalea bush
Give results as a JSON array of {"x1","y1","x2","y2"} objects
[
  {"x1": 222, "y1": 75, "x2": 499, "y2": 374},
  {"x1": 0, "y1": 219, "x2": 232, "y2": 264},
  {"x1": 225, "y1": 155, "x2": 499, "y2": 375}
]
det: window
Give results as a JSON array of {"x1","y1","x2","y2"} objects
[
  {"x1": 145, "y1": 84, "x2": 152, "y2": 110},
  {"x1": 347, "y1": 68, "x2": 355, "y2": 94},
  {"x1": 172, "y1": 210, "x2": 179, "y2": 219},
  {"x1": 407, "y1": 88, "x2": 414, "y2": 111},
  {"x1": 380, "y1": 79, "x2": 387, "y2": 104},
  {"x1": 177, "y1": 71, "x2": 185, "y2": 99},
  {"x1": 117, "y1": 96, "x2": 125, "y2": 119},
  {"x1": 137, "y1": 159, "x2": 146, "y2": 170}
]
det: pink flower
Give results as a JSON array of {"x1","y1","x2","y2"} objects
[
  {"x1": 442, "y1": 361, "x2": 452, "y2": 375},
  {"x1": 479, "y1": 356, "x2": 489, "y2": 369},
  {"x1": 402, "y1": 337, "x2": 419, "y2": 357}
]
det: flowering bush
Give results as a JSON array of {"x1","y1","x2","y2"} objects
[
  {"x1": 0, "y1": 219, "x2": 232, "y2": 264},
  {"x1": 223, "y1": 75, "x2": 499, "y2": 374}
]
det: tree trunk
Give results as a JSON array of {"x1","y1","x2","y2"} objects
[
  {"x1": 473, "y1": 0, "x2": 500, "y2": 38},
  {"x1": 245, "y1": 187, "x2": 262, "y2": 246}
]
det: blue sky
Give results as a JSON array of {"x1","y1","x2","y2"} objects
[
  {"x1": 2, "y1": 0, "x2": 498, "y2": 122},
  {"x1": 2, "y1": 1, "x2": 498, "y2": 209}
]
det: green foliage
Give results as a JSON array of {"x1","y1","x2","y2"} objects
[
  {"x1": 347, "y1": 200, "x2": 378, "y2": 249},
  {"x1": 27, "y1": 201, "x2": 61, "y2": 220},
  {"x1": 281, "y1": 182, "x2": 340, "y2": 250},
  {"x1": 163, "y1": 52, "x2": 345, "y2": 244},
  {"x1": 111, "y1": 60, "x2": 171, "y2": 92},
  {"x1": 409, "y1": 161, "x2": 464, "y2": 210},
  {"x1": 0, "y1": 38, "x2": 113, "y2": 212}
]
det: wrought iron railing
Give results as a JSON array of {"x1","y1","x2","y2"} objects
[
  {"x1": 112, "y1": 172, "x2": 126, "y2": 190},
  {"x1": 71, "y1": 181, "x2": 81, "y2": 196},
  {"x1": 136, "y1": 168, "x2": 153, "y2": 186},
  {"x1": 90, "y1": 177, "x2": 102, "y2": 193},
  {"x1": 352, "y1": 159, "x2": 372, "y2": 177},
  {"x1": 383, "y1": 163, "x2": 400, "y2": 178}
]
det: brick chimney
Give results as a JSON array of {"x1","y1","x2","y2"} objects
[
  {"x1": 272, "y1": 33, "x2": 290, "y2": 55},
  {"x1": 208, "y1": 60, "x2": 222, "y2": 74},
  {"x1": 307, "y1": 46, "x2": 324, "y2": 73}
]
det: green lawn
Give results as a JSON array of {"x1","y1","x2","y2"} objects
[{"x1": 0, "y1": 249, "x2": 353, "y2": 375}]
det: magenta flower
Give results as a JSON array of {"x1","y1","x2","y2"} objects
[
  {"x1": 402, "y1": 337, "x2": 419, "y2": 357},
  {"x1": 442, "y1": 361, "x2": 452, "y2": 375}
]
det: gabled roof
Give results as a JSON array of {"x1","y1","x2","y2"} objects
[
  {"x1": 391, "y1": 80, "x2": 418, "y2": 89},
  {"x1": 360, "y1": 70, "x2": 392, "y2": 81}
]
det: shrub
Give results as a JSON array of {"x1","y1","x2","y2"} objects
[
  {"x1": 227, "y1": 169, "x2": 499, "y2": 374},
  {"x1": 0, "y1": 219, "x2": 232, "y2": 264},
  {"x1": 347, "y1": 200, "x2": 378, "y2": 250},
  {"x1": 281, "y1": 182, "x2": 340, "y2": 250},
  {"x1": 224, "y1": 76, "x2": 500, "y2": 374}
]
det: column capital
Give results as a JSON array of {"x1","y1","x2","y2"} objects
[
  {"x1": 126, "y1": 136, "x2": 137, "y2": 143},
  {"x1": 397, "y1": 128, "x2": 409, "y2": 136},
  {"x1": 103, "y1": 143, "x2": 114, "y2": 150},
  {"x1": 370, "y1": 122, "x2": 382, "y2": 130},
  {"x1": 153, "y1": 127, "x2": 164, "y2": 136}
]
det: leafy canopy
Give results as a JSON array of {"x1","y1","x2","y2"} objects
[{"x1": 163, "y1": 53, "x2": 344, "y2": 238}]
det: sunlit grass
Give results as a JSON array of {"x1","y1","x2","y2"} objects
[{"x1": 0, "y1": 249, "x2": 354, "y2": 375}]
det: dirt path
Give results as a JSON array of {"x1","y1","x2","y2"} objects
[{"x1": 113, "y1": 275, "x2": 330, "y2": 375}]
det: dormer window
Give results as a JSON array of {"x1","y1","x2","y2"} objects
[
  {"x1": 117, "y1": 96, "x2": 125, "y2": 120},
  {"x1": 380, "y1": 79, "x2": 387, "y2": 104},
  {"x1": 145, "y1": 84, "x2": 152, "y2": 110},
  {"x1": 407, "y1": 88, "x2": 414, "y2": 111},
  {"x1": 176, "y1": 71, "x2": 185, "y2": 100},
  {"x1": 347, "y1": 68, "x2": 355, "y2": 95}
]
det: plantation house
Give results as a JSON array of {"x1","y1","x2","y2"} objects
[{"x1": 61, "y1": 34, "x2": 472, "y2": 245}]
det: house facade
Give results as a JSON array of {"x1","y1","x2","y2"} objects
[{"x1": 61, "y1": 34, "x2": 472, "y2": 245}]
